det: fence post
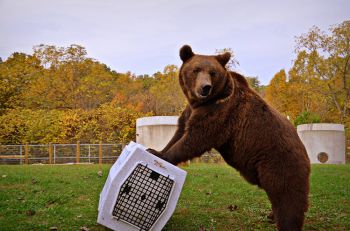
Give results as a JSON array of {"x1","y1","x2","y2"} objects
[
  {"x1": 76, "y1": 141, "x2": 80, "y2": 164},
  {"x1": 20, "y1": 145, "x2": 23, "y2": 165},
  {"x1": 99, "y1": 141, "x2": 103, "y2": 169},
  {"x1": 53, "y1": 144, "x2": 56, "y2": 164},
  {"x1": 25, "y1": 143, "x2": 29, "y2": 165},
  {"x1": 49, "y1": 143, "x2": 53, "y2": 164}
]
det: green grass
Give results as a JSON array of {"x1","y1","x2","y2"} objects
[{"x1": 0, "y1": 164, "x2": 349, "y2": 231}]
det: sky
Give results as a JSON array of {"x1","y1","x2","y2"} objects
[{"x1": 0, "y1": 0, "x2": 349, "y2": 85}]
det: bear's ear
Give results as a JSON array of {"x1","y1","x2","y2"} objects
[
  {"x1": 216, "y1": 52, "x2": 231, "y2": 67},
  {"x1": 180, "y1": 45, "x2": 194, "y2": 62}
]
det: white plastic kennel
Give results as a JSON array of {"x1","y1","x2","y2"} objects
[{"x1": 97, "y1": 142, "x2": 187, "y2": 231}]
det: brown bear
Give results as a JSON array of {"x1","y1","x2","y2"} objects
[{"x1": 147, "y1": 45, "x2": 310, "y2": 231}]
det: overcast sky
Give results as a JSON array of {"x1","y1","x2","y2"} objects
[{"x1": 0, "y1": 0, "x2": 349, "y2": 85}]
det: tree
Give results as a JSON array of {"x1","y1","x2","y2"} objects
[
  {"x1": 294, "y1": 111, "x2": 321, "y2": 126},
  {"x1": 265, "y1": 69, "x2": 289, "y2": 115},
  {"x1": 21, "y1": 45, "x2": 118, "y2": 110},
  {"x1": 0, "y1": 53, "x2": 42, "y2": 112},
  {"x1": 215, "y1": 48, "x2": 239, "y2": 70},
  {"x1": 33, "y1": 44, "x2": 87, "y2": 68},
  {"x1": 0, "y1": 109, "x2": 64, "y2": 144},
  {"x1": 295, "y1": 20, "x2": 350, "y2": 122},
  {"x1": 287, "y1": 51, "x2": 331, "y2": 120},
  {"x1": 246, "y1": 76, "x2": 265, "y2": 94},
  {"x1": 265, "y1": 66, "x2": 330, "y2": 121},
  {"x1": 266, "y1": 21, "x2": 350, "y2": 124},
  {"x1": 148, "y1": 65, "x2": 186, "y2": 115},
  {"x1": 0, "y1": 104, "x2": 150, "y2": 144}
]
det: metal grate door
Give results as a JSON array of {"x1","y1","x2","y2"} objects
[{"x1": 112, "y1": 164, "x2": 174, "y2": 231}]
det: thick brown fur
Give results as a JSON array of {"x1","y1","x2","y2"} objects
[{"x1": 148, "y1": 45, "x2": 310, "y2": 231}]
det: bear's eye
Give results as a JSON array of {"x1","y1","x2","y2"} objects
[
  {"x1": 193, "y1": 68, "x2": 201, "y2": 74},
  {"x1": 209, "y1": 71, "x2": 217, "y2": 77}
]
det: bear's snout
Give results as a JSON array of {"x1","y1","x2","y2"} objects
[{"x1": 195, "y1": 72, "x2": 212, "y2": 98}]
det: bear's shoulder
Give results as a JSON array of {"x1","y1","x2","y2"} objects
[{"x1": 229, "y1": 71, "x2": 249, "y2": 88}]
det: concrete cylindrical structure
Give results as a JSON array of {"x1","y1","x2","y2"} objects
[
  {"x1": 297, "y1": 123, "x2": 345, "y2": 164},
  {"x1": 136, "y1": 116, "x2": 179, "y2": 151}
]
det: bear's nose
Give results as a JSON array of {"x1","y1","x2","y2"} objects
[{"x1": 201, "y1": 84, "x2": 212, "y2": 96}]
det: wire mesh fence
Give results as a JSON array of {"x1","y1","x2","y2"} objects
[
  {"x1": 0, "y1": 143, "x2": 224, "y2": 165},
  {"x1": 0, "y1": 145, "x2": 25, "y2": 165},
  {"x1": 0, "y1": 143, "x2": 124, "y2": 165},
  {"x1": 1, "y1": 140, "x2": 348, "y2": 165}
]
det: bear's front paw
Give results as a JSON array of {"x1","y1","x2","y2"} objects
[
  {"x1": 146, "y1": 148, "x2": 162, "y2": 156},
  {"x1": 147, "y1": 148, "x2": 173, "y2": 163}
]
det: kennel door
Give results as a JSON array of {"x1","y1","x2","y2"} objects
[{"x1": 113, "y1": 163, "x2": 174, "y2": 231}]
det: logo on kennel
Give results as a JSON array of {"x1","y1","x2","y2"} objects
[{"x1": 97, "y1": 142, "x2": 187, "y2": 231}]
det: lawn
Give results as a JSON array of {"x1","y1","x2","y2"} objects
[{"x1": 0, "y1": 164, "x2": 349, "y2": 231}]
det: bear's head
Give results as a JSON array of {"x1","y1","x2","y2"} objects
[{"x1": 178, "y1": 45, "x2": 232, "y2": 106}]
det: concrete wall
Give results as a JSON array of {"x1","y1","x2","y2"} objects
[
  {"x1": 136, "y1": 116, "x2": 178, "y2": 151},
  {"x1": 297, "y1": 123, "x2": 345, "y2": 164}
]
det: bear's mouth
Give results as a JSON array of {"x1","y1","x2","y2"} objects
[
  {"x1": 196, "y1": 92, "x2": 211, "y2": 99},
  {"x1": 196, "y1": 85, "x2": 212, "y2": 99}
]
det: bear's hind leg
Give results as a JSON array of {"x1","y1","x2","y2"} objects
[
  {"x1": 267, "y1": 192, "x2": 306, "y2": 231},
  {"x1": 258, "y1": 164, "x2": 309, "y2": 231}
]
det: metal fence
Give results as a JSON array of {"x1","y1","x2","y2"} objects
[
  {"x1": 2, "y1": 141, "x2": 349, "y2": 165},
  {"x1": 0, "y1": 143, "x2": 124, "y2": 165},
  {"x1": 0, "y1": 143, "x2": 225, "y2": 165}
]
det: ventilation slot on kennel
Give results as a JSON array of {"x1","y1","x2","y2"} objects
[{"x1": 112, "y1": 163, "x2": 174, "y2": 231}]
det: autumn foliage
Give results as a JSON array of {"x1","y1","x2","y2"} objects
[
  {"x1": 265, "y1": 21, "x2": 350, "y2": 129},
  {"x1": 0, "y1": 45, "x2": 183, "y2": 144},
  {"x1": 1, "y1": 20, "x2": 349, "y2": 144}
]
